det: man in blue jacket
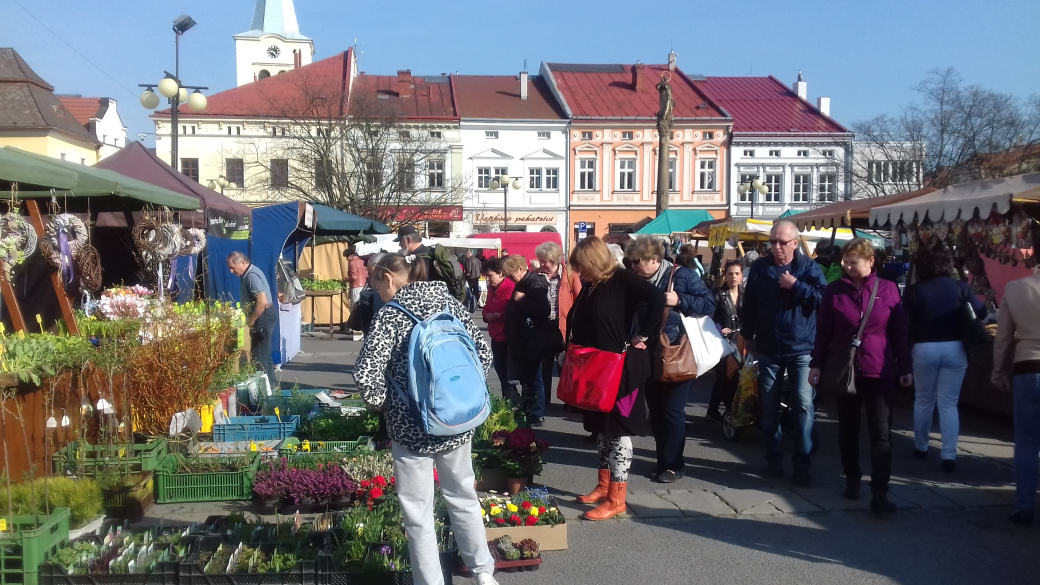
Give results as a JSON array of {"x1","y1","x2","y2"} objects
[{"x1": 741, "y1": 220, "x2": 828, "y2": 486}]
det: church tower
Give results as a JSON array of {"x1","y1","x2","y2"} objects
[{"x1": 234, "y1": 0, "x2": 314, "y2": 86}]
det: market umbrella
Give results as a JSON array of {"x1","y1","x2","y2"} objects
[
  {"x1": 635, "y1": 209, "x2": 714, "y2": 235},
  {"x1": 0, "y1": 147, "x2": 78, "y2": 190}
]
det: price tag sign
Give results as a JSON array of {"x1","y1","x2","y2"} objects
[{"x1": 0, "y1": 518, "x2": 7, "y2": 531}]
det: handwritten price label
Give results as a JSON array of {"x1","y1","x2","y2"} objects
[{"x1": 0, "y1": 519, "x2": 7, "y2": 531}]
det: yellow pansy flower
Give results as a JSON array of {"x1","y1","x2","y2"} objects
[
  {"x1": 530, "y1": 507, "x2": 539, "y2": 517},
  {"x1": 506, "y1": 503, "x2": 518, "y2": 513},
  {"x1": 489, "y1": 505, "x2": 502, "y2": 516}
]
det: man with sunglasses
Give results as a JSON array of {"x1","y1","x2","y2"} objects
[{"x1": 741, "y1": 220, "x2": 828, "y2": 486}]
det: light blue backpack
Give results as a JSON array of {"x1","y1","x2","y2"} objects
[{"x1": 385, "y1": 301, "x2": 490, "y2": 436}]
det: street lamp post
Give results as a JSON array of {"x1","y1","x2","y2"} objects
[
  {"x1": 489, "y1": 175, "x2": 522, "y2": 232},
  {"x1": 139, "y1": 15, "x2": 207, "y2": 173},
  {"x1": 208, "y1": 176, "x2": 230, "y2": 195},
  {"x1": 737, "y1": 175, "x2": 770, "y2": 219}
]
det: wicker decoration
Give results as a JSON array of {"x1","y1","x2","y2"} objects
[
  {"x1": 182, "y1": 227, "x2": 207, "y2": 256},
  {"x1": 154, "y1": 223, "x2": 183, "y2": 259},
  {"x1": 78, "y1": 244, "x2": 103, "y2": 291},
  {"x1": 40, "y1": 213, "x2": 87, "y2": 266},
  {"x1": 132, "y1": 215, "x2": 161, "y2": 252},
  {"x1": 0, "y1": 213, "x2": 36, "y2": 258}
]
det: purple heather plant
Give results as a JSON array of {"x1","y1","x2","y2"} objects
[{"x1": 253, "y1": 458, "x2": 358, "y2": 504}]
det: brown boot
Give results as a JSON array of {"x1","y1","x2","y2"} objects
[
  {"x1": 576, "y1": 469, "x2": 610, "y2": 504},
  {"x1": 582, "y1": 482, "x2": 627, "y2": 521}
]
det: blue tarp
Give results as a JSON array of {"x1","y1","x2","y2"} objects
[
  {"x1": 251, "y1": 203, "x2": 312, "y2": 365},
  {"x1": 205, "y1": 236, "x2": 251, "y2": 303}
]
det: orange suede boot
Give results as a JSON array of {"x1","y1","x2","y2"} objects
[
  {"x1": 582, "y1": 482, "x2": 627, "y2": 520},
  {"x1": 576, "y1": 469, "x2": 610, "y2": 504}
]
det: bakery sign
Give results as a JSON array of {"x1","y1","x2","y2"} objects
[{"x1": 473, "y1": 212, "x2": 558, "y2": 224}]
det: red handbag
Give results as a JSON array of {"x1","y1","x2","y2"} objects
[{"x1": 557, "y1": 343, "x2": 626, "y2": 412}]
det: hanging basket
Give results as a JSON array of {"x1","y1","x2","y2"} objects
[{"x1": 40, "y1": 213, "x2": 87, "y2": 267}]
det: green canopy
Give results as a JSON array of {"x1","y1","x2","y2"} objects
[
  {"x1": 313, "y1": 203, "x2": 389, "y2": 235},
  {"x1": 778, "y1": 209, "x2": 805, "y2": 218},
  {"x1": 0, "y1": 147, "x2": 78, "y2": 189},
  {"x1": 3, "y1": 147, "x2": 200, "y2": 210},
  {"x1": 635, "y1": 209, "x2": 715, "y2": 235}
]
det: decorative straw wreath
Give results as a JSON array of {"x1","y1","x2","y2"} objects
[
  {"x1": 0, "y1": 213, "x2": 37, "y2": 261},
  {"x1": 131, "y1": 215, "x2": 161, "y2": 252},
  {"x1": 40, "y1": 213, "x2": 87, "y2": 267},
  {"x1": 78, "y1": 244, "x2": 102, "y2": 291},
  {"x1": 153, "y1": 223, "x2": 184, "y2": 259},
  {"x1": 180, "y1": 227, "x2": 207, "y2": 256}
]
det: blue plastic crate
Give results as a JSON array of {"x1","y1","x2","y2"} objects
[{"x1": 212, "y1": 415, "x2": 299, "y2": 442}]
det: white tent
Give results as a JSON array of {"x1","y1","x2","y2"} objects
[{"x1": 354, "y1": 234, "x2": 502, "y2": 256}]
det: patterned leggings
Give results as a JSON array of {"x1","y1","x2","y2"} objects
[{"x1": 597, "y1": 435, "x2": 633, "y2": 482}]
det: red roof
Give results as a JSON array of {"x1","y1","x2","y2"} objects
[
  {"x1": 451, "y1": 75, "x2": 565, "y2": 120},
  {"x1": 155, "y1": 50, "x2": 354, "y2": 118},
  {"x1": 349, "y1": 73, "x2": 457, "y2": 120},
  {"x1": 544, "y1": 63, "x2": 727, "y2": 121},
  {"x1": 57, "y1": 97, "x2": 102, "y2": 126},
  {"x1": 698, "y1": 76, "x2": 848, "y2": 134}
]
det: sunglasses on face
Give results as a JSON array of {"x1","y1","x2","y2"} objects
[{"x1": 769, "y1": 238, "x2": 796, "y2": 247}]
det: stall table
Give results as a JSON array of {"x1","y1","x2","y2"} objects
[{"x1": 306, "y1": 289, "x2": 345, "y2": 339}]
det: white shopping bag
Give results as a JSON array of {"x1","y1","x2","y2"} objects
[{"x1": 679, "y1": 314, "x2": 735, "y2": 377}]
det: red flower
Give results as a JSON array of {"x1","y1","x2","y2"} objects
[
  {"x1": 525, "y1": 516, "x2": 538, "y2": 526},
  {"x1": 361, "y1": 480, "x2": 371, "y2": 489},
  {"x1": 433, "y1": 469, "x2": 439, "y2": 483},
  {"x1": 510, "y1": 514, "x2": 521, "y2": 526},
  {"x1": 495, "y1": 518, "x2": 506, "y2": 525},
  {"x1": 520, "y1": 501, "x2": 533, "y2": 510},
  {"x1": 538, "y1": 506, "x2": 547, "y2": 515},
  {"x1": 373, "y1": 476, "x2": 387, "y2": 487},
  {"x1": 369, "y1": 486, "x2": 384, "y2": 499},
  {"x1": 390, "y1": 477, "x2": 396, "y2": 485}
]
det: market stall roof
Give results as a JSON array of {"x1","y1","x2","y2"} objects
[
  {"x1": 312, "y1": 203, "x2": 389, "y2": 235},
  {"x1": 94, "y1": 141, "x2": 252, "y2": 227},
  {"x1": 354, "y1": 234, "x2": 501, "y2": 256},
  {"x1": 793, "y1": 187, "x2": 938, "y2": 231},
  {"x1": 0, "y1": 147, "x2": 78, "y2": 190},
  {"x1": 708, "y1": 217, "x2": 880, "y2": 247},
  {"x1": 635, "y1": 209, "x2": 715, "y2": 235},
  {"x1": 3, "y1": 147, "x2": 199, "y2": 210},
  {"x1": 870, "y1": 173, "x2": 1040, "y2": 227}
]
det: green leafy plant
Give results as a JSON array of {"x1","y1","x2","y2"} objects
[
  {"x1": 299, "y1": 279, "x2": 343, "y2": 291},
  {"x1": 9, "y1": 476, "x2": 103, "y2": 527}
]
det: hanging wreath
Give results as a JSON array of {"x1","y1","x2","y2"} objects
[
  {"x1": 132, "y1": 216, "x2": 161, "y2": 252},
  {"x1": 0, "y1": 213, "x2": 36, "y2": 269},
  {"x1": 179, "y1": 227, "x2": 207, "y2": 256},
  {"x1": 78, "y1": 244, "x2": 103, "y2": 291},
  {"x1": 40, "y1": 213, "x2": 87, "y2": 266},
  {"x1": 153, "y1": 223, "x2": 184, "y2": 259}
]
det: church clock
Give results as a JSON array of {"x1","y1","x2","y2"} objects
[{"x1": 267, "y1": 45, "x2": 280, "y2": 58}]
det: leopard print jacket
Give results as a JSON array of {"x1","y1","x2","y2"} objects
[{"x1": 353, "y1": 280, "x2": 493, "y2": 454}]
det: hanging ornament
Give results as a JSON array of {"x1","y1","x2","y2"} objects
[
  {"x1": 0, "y1": 213, "x2": 36, "y2": 275},
  {"x1": 96, "y1": 398, "x2": 114, "y2": 415},
  {"x1": 45, "y1": 416, "x2": 57, "y2": 429},
  {"x1": 41, "y1": 214, "x2": 87, "y2": 285},
  {"x1": 967, "y1": 216, "x2": 986, "y2": 247},
  {"x1": 60, "y1": 412, "x2": 70, "y2": 427},
  {"x1": 154, "y1": 223, "x2": 183, "y2": 259},
  {"x1": 1012, "y1": 212, "x2": 1033, "y2": 249},
  {"x1": 892, "y1": 221, "x2": 904, "y2": 252},
  {"x1": 918, "y1": 220, "x2": 935, "y2": 245},
  {"x1": 934, "y1": 220, "x2": 950, "y2": 243}
]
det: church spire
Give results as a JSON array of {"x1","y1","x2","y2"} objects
[
  {"x1": 234, "y1": 0, "x2": 314, "y2": 86},
  {"x1": 248, "y1": 0, "x2": 305, "y2": 39}
]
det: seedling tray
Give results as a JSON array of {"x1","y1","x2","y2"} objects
[
  {"x1": 52, "y1": 442, "x2": 168, "y2": 477},
  {"x1": 154, "y1": 453, "x2": 261, "y2": 504}
]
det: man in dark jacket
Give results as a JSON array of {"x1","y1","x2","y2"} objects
[
  {"x1": 741, "y1": 220, "x2": 828, "y2": 486},
  {"x1": 463, "y1": 250, "x2": 483, "y2": 312}
]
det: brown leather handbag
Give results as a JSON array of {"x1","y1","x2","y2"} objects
[{"x1": 654, "y1": 269, "x2": 698, "y2": 383}]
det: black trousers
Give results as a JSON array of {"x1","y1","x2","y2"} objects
[
  {"x1": 708, "y1": 358, "x2": 739, "y2": 413},
  {"x1": 647, "y1": 377, "x2": 695, "y2": 473},
  {"x1": 250, "y1": 310, "x2": 278, "y2": 391},
  {"x1": 490, "y1": 339, "x2": 516, "y2": 400},
  {"x1": 837, "y1": 377, "x2": 896, "y2": 495}
]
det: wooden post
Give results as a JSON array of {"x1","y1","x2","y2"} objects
[
  {"x1": 25, "y1": 200, "x2": 79, "y2": 335},
  {"x1": 0, "y1": 268, "x2": 26, "y2": 331}
]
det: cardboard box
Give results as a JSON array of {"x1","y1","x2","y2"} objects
[{"x1": 485, "y1": 523, "x2": 567, "y2": 551}]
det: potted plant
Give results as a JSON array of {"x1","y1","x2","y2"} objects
[
  {"x1": 480, "y1": 489, "x2": 567, "y2": 550},
  {"x1": 94, "y1": 465, "x2": 154, "y2": 521},
  {"x1": 489, "y1": 428, "x2": 549, "y2": 493}
]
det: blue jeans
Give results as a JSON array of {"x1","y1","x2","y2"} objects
[
  {"x1": 1013, "y1": 373, "x2": 1040, "y2": 512},
  {"x1": 523, "y1": 363, "x2": 545, "y2": 420},
  {"x1": 912, "y1": 341, "x2": 968, "y2": 460},
  {"x1": 648, "y1": 377, "x2": 695, "y2": 473},
  {"x1": 758, "y1": 353, "x2": 815, "y2": 468}
]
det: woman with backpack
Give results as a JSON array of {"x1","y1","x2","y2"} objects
[{"x1": 354, "y1": 254, "x2": 499, "y2": 585}]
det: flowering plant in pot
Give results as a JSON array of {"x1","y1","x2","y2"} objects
[
  {"x1": 490, "y1": 428, "x2": 549, "y2": 479},
  {"x1": 253, "y1": 457, "x2": 358, "y2": 510},
  {"x1": 479, "y1": 490, "x2": 563, "y2": 528}
]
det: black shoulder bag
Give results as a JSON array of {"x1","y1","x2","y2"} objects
[{"x1": 820, "y1": 278, "x2": 879, "y2": 397}]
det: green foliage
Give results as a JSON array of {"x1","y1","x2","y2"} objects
[
  {"x1": 300, "y1": 279, "x2": 343, "y2": 291},
  {"x1": 297, "y1": 410, "x2": 379, "y2": 442},
  {"x1": 167, "y1": 454, "x2": 253, "y2": 474},
  {"x1": 9, "y1": 476, "x2": 103, "y2": 527},
  {"x1": 340, "y1": 450, "x2": 394, "y2": 482}
]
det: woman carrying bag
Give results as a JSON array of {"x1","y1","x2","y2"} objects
[
  {"x1": 808, "y1": 238, "x2": 913, "y2": 514},
  {"x1": 560, "y1": 236, "x2": 664, "y2": 520},
  {"x1": 502, "y1": 254, "x2": 552, "y2": 425},
  {"x1": 630, "y1": 236, "x2": 715, "y2": 483},
  {"x1": 707, "y1": 260, "x2": 744, "y2": 422}
]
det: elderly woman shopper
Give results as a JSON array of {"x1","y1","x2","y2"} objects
[
  {"x1": 903, "y1": 243, "x2": 986, "y2": 473},
  {"x1": 502, "y1": 254, "x2": 552, "y2": 424},
  {"x1": 809, "y1": 238, "x2": 913, "y2": 514},
  {"x1": 354, "y1": 254, "x2": 499, "y2": 585},
  {"x1": 536, "y1": 241, "x2": 582, "y2": 405},
  {"x1": 565, "y1": 237, "x2": 665, "y2": 519},
  {"x1": 707, "y1": 260, "x2": 744, "y2": 422},
  {"x1": 629, "y1": 236, "x2": 715, "y2": 483},
  {"x1": 481, "y1": 256, "x2": 517, "y2": 400}
]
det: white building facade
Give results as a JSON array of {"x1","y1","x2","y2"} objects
[{"x1": 234, "y1": 0, "x2": 314, "y2": 86}]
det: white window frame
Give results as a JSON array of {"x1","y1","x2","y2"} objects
[
  {"x1": 769, "y1": 149, "x2": 781, "y2": 157},
  {"x1": 818, "y1": 173, "x2": 837, "y2": 202},
  {"x1": 616, "y1": 158, "x2": 636, "y2": 191},
  {"x1": 493, "y1": 167, "x2": 508, "y2": 181},
  {"x1": 581, "y1": 131, "x2": 593, "y2": 140},
  {"x1": 743, "y1": 149, "x2": 755, "y2": 157},
  {"x1": 485, "y1": 130, "x2": 499, "y2": 139},
  {"x1": 428, "y1": 159, "x2": 445, "y2": 189},
  {"x1": 698, "y1": 159, "x2": 716, "y2": 191},
  {"x1": 537, "y1": 131, "x2": 550, "y2": 140},
  {"x1": 622, "y1": 131, "x2": 633, "y2": 140},
  {"x1": 738, "y1": 173, "x2": 755, "y2": 203},
  {"x1": 822, "y1": 149, "x2": 835, "y2": 157},
  {"x1": 703, "y1": 131, "x2": 714, "y2": 140},
  {"x1": 764, "y1": 174, "x2": 783, "y2": 202},
  {"x1": 477, "y1": 167, "x2": 492, "y2": 189},
  {"x1": 578, "y1": 158, "x2": 596, "y2": 190},
  {"x1": 430, "y1": 130, "x2": 443, "y2": 139},
  {"x1": 668, "y1": 158, "x2": 677, "y2": 192},
  {"x1": 545, "y1": 168, "x2": 559, "y2": 191},
  {"x1": 797, "y1": 150, "x2": 809, "y2": 157},
  {"x1": 528, "y1": 167, "x2": 543, "y2": 190},
  {"x1": 793, "y1": 173, "x2": 811, "y2": 203}
]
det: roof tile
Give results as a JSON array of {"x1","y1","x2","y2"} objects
[
  {"x1": 452, "y1": 75, "x2": 565, "y2": 120},
  {"x1": 57, "y1": 97, "x2": 102, "y2": 126},
  {"x1": 698, "y1": 76, "x2": 848, "y2": 133}
]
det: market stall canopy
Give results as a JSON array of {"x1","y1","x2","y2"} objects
[
  {"x1": 0, "y1": 147, "x2": 78, "y2": 190},
  {"x1": 793, "y1": 187, "x2": 938, "y2": 231},
  {"x1": 709, "y1": 217, "x2": 881, "y2": 247},
  {"x1": 870, "y1": 173, "x2": 1040, "y2": 227},
  {"x1": 354, "y1": 234, "x2": 501, "y2": 256},
  {"x1": 635, "y1": 209, "x2": 715, "y2": 235},
  {"x1": 2, "y1": 147, "x2": 200, "y2": 211},
  {"x1": 93, "y1": 142, "x2": 251, "y2": 238},
  {"x1": 312, "y1": 203, "x2": 389, "y2": 235}
]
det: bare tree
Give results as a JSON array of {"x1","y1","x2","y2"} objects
[
  {"x1": 841, "y1": 68, "x2": 1040, "y2": 199},
  {"x1": 226, "y1": 72, "x2": 464, "y2": 228}
]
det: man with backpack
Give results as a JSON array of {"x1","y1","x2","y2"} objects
[{"x1": 396, "y1": 226, "x2": 468, "y2": 304}]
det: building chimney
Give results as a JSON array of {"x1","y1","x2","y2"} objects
[
  {"x1": 519, "y1": 71, "x2": 528, "y2": 100},
  {"x1": 668, "y1": 51, "x2": 676, "y2": 72},
  {"x1": 817, "y1": 96, "x2": 831, "y2": 117},
  {"x1": 633, "y1": 62, "x2": 644, "y2": 91},
  {"x1": 794, "y1": 70, "x2": 807, "y2": 100},
  {"x1": 397, "y1": 70, "x2": 413, "y2": 98}
]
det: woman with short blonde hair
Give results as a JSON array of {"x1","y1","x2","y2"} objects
[
  {"x1": 535, "y1": 240, "x2": 581, "y2": 409},
  {"x1": 535, "y1": 241, "x2": 564, "y2": 264},
  {"x1": 564, "y1": 236, "x2": 665, "y2": 520}
]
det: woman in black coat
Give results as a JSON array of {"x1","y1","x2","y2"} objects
[
  {"x1": 707, "y1": 260, "x2": 744, "y2": 421},
  {"x1": 630, "y1": 237, "x2": 716, "y2": 483},
  {"x1": 502, "y1": 255, "x2": 551, "y2": 424}
]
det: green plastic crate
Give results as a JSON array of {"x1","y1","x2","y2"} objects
[
  {"x1": 102, "y1": 472, "x2": 154, "y2": 522},
  {"x1": 51, "y1": 441, "x2": 168, "y2": 476},
  {"x1": 154, "y1": 453, "x2": 261, "y2": 504},
  {"x1": 277, "y1": 437, "x2": 373, "y2": 457},
  {"x1": 0, "y1": 508, "x2": 70, "y2": 585}
]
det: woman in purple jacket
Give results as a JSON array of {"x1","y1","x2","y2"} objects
[{"x1": 809, "y1": 238, "x2": 913, "y2": 514}]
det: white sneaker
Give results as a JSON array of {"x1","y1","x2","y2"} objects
[{"x1": 473, "y1": 572, "x2": 499, "y2": 585}]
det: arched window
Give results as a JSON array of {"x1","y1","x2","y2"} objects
[{"x1": 258, "y1": 69, "x2": 271, "y2": 80}]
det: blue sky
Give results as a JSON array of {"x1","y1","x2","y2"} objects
[{"x1": 3, "y1": 0, "x2": 1038, "y2": 144}]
